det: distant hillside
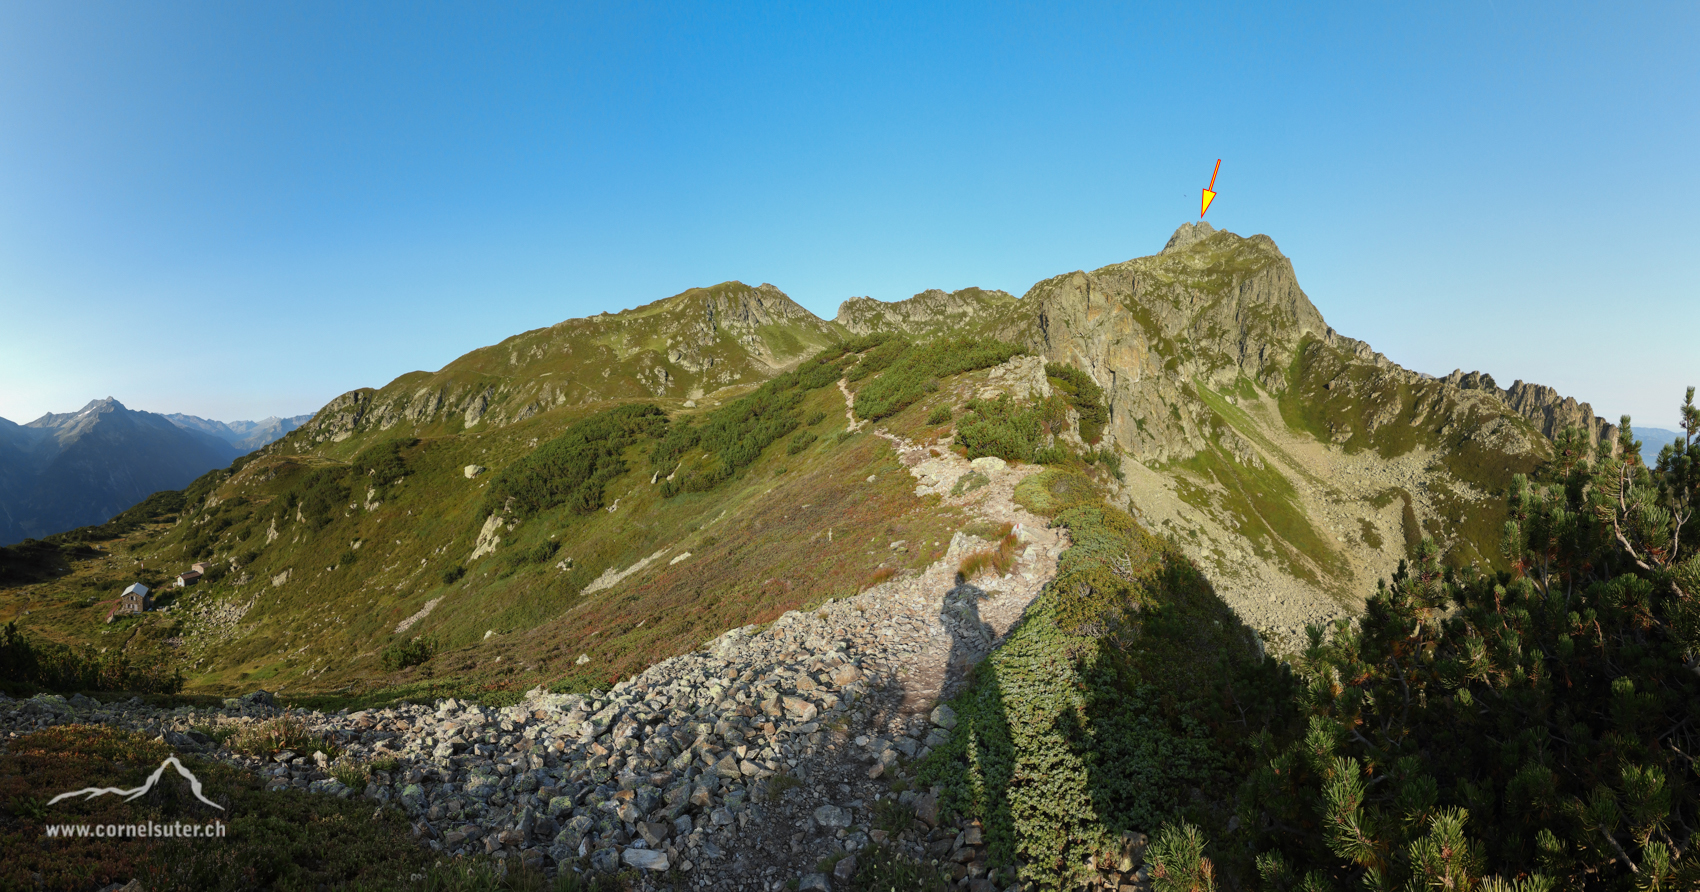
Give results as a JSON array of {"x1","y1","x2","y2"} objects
[
  {"x1": 0, "y1": 399, "x2": 244, "y2": 544},
  {"x1": 1637, "y1": 426, "x2": 1689, "y2": 466},
  {"x1": 165, "y1": 412, "x2": 314, "y2": 452}
]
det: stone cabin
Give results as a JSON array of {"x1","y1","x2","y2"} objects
[
  {"x1": 174, "y1": 570, "x2": 202, "y2": 588},
  {"x1": 191, "y1": 561, "x2": 213, "y2": 575},
  {"x1": 113, "y1": 583, "x2": 151, "y2": 619}
]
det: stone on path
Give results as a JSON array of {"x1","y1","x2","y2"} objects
[
  {"x1": 622, "y1": 847, "x2": 670, "y2": 870},
  {"x1": 813, "y1": 804, "x2": 852, "y2": 829}
]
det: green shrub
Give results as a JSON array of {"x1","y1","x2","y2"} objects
[
  {"x1": 516, "y1": 540, "x2": 560, "y2": 565},
  {"x1": 786, "y1": 430, "x2": 818, "y2": 455},
  {"x1": 1046, "y1": 362, "x2": 1109, "y2": 444},
  {"x1": 484, "y1": 404, "x2": 667, "y2": 519},
  {"x1": 950, "y1": 470, "x2": 989, "y2": 496},
  {"x1": 926, "y1": 404, "x2": 953, "y2": 425},
  {"x1": 873, "y1": 798, "x2": 916, "y2": 833},
  {"x1": 0, "y1": 621, "x2": 184, "y2": 695},
  {"x1": 956, "y1": 393, "x2": 1073, "y2": 464},
  {"x1": 351, "y1": 436, "x2": 416, "y2": 495},
  {"x1": 328, "y1": 758, "x2": 368, "y2": 792},
  {"x1": 380, "y1": 637, "x2": 434, "y2": 672},
  {"x1": 917, "y1": 496, "x2": 1278, "y2": 890},
  {"x1": 765, "y1": 773, "x2": 803, "y2": 803},
  {"x1": 805, "y1": 408, "x2": 828, "y2": 426},
  {"x1": 441, "y1": 565, "x2": 466, "y2": 584},
  {"x1": 842, "y1": 843, "x2": 950, "y2": 892},
  {"x1": 293, "y1": 467, "x2": 350, "y2": 531},
  {"x1": 854, "y1": 337, "x2": 1024, "y2": 422},
  {"x1": 1011, "y1": 468, "x2": 1097, "y2": 517},
  {"x1": 847, "y1": 337, "x2": 912, "y2": 382},
  {"x1": 1151, "y1": 410, "x2": 1700, "y2": 889},
  {"x1": 656, "y1": 345, "x2": 868, "y2": 496}
]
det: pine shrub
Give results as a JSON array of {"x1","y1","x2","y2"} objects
[
  {"x1": 379, "y1": 636, "x2": 434, "y2": 672},
  {"x1": 854, "y1": 338, "x2": 1024, "y2": 422},
  {"x1": 1046, "y1": 362, "x2": 1109, "y2": 444},
  {"x1": 483, "y1": 404, "x2": 667, "y2": 519}
]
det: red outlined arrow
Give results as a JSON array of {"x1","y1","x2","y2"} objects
[{"x1": 1201, "y1": 159, "x2": 1220, "y2": 218}]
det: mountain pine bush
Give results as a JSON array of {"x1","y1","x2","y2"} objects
[
  {"x1": 1045, "y1": 362, "x2": 1109, "y2": 444},
  {"x1": 853, "y1": 337, "x2": 1024, "y2": 422},
  {"x1": 483, "y1": 404, "x2": 667, "y2": 519},
  {"x1": 955, "y1": 392, "x2": 1072, "y2": 464},
  {"x1": 1225, "y1": 406, "x2": 1700, "y2": 890}
]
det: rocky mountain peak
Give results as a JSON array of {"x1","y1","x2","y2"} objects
[{"x1": 1161, "y1": 220, "x2": 1218, "y2": 254}]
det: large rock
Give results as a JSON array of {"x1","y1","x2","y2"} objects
[
  {"x1": 622, "y1": 847, "x2": 670, "y2": 870},
  {"x1": 813, "y1": 804, "x2": 851, "y2": 829}
]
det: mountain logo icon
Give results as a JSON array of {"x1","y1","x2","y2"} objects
[{"x1": 47, "y1": 755, "x2": 224, "y2": 810}]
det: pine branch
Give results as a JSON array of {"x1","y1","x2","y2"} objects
[{"x1": 1599, "y1": 826, "x2": 1640, "y2": 874}]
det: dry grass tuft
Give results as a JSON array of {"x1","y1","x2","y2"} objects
[
  {"x1": 958, "y1": 524, "x2": 1020, "y2": 580},
  {"x1": 864, "y1": 566, "x2": 898, "y2": 590}
]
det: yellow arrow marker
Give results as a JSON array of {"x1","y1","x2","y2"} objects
[{"x1": 1200, "y1": 159, "x2": 1221, "y2": 218}]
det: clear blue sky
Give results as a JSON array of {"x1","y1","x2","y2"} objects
[{"x1": 2, "y1": 2, "x2": 1695, "y2": 429}]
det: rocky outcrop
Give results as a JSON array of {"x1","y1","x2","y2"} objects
[
  {"x1": 1444, "y1": 370, "x2": 1620, "y2": 448},
  {"x1": 986, "y1": 225, "x2": 1336, "y2": 461},
  {"x1": 835, "y1": 287, "x2": 1017, "y2": 339}
]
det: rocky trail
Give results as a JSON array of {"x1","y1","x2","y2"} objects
[{"x1": 0, "y1": 415, "x2": 1108, "y2": 891}]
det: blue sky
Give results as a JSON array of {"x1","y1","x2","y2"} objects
[{"x1": 1, "y1": 2, "x2": 1695, "y2": 430}]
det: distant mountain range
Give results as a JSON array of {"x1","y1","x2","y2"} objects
[
  {"x1": 0, "y1": 399, "x2": 313, "y2": 544},
  {"x1": 163, "y1": 412, "x2": 314, "y2": 452}
]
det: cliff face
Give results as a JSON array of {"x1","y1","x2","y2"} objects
[
  {"x1": 978, "y1": 224, "x2": 1353, "y2": 461},
  {"x1": 821, "y1": 223, "x2": 1577, "y2": 637}
]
